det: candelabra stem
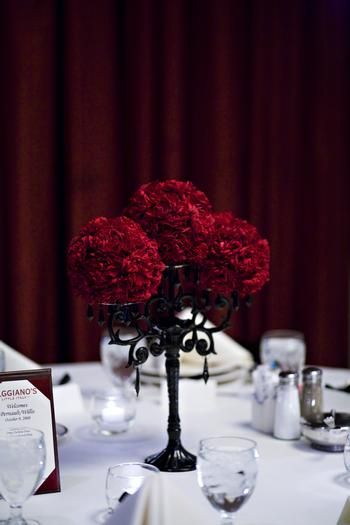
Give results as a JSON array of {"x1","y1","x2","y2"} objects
[{"x1": 145, "y1": 344, "x2": 196, "y2": 472}]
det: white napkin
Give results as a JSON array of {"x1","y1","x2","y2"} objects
[
  {"x1": 338, "y1": 496, "x2": 350, "y2": 525},
  {"x1": 0, "y1": 340, "x2": 42, "y2": 371},
  {"x1": 105, "y1": 473, "x2": 209, "y2": 525},
  {"x1": 143, "y1": 309, "x2": 253, "y2": 380},
  {"x1": 52, "y1": 382, "x2": 86, "y2": 421},
  {"x1": 178, "y1": 310, "x2": 253, "y2": 372}
]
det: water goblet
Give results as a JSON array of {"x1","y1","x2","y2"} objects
[
  {"x1": 197, "y1": 436, "x2": 258, "y2": 525},
  {"x1": 260, "y1": 329, "x2": 306, "y2": 372},
  {"x1": 344, "y1": 432, "x2": 350, "y2": 482},
  {"x1": 100, "y1": 331, "x2": 136, "y2": 389},
  {"x1": 0, "y1": 427, "x2": 46, "y2": 525},
  {"x1": 105, "y1": 462, "x2": 159, "y2": 517}
]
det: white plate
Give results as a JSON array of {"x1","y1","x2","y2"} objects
[{"x1": 141, "y1": 360, "x2": 246, "y2": 385}]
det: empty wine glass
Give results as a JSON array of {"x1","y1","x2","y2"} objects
[
  {"x1": 100, "y1": 331, "x2": 136, "y2": 389},
  {"x1": 197, "y1": 436, "x2": 258, "y2": 525},
  {"x1": 104, "y1": 462, "x2": 159, "y2": 518},
  {"x1": 344, "y1": 432, "x2": 350, "y2": 482},
  {"x1": 260, "y1": 330, "x2": 306, "y2": 372},
  {"x1": 0, "y1": 427, "x2": 46, "y2": 525}
]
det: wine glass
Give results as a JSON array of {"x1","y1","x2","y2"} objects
[
  {"x1": 344, "y1": 432, "x2": 350, "y2": 482},
  {"x1": 104, "y1": 462, "x2": 159, "y2": 517},
  {"x1": 260, "y1": 329, "x2": 306, "y2": 372},
  {"x1": 197, "y1": 436, "x2": 258, "y2": 525},
  {"x1": 0, "y1": 427, "x2": 46, "y2": 525},
  {"x1": 100, "y1": 331, "x2": 136, "y2": 389}
]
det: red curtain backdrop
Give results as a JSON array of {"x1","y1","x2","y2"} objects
[{"x1": 0, "y1": 0, "x2": 349, "y2": 367}]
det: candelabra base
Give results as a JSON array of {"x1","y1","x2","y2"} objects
[{"x1": 145, "y1": 443, "x2": 196, "y2": 472}]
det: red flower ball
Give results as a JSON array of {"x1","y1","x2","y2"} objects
[
  {"x1": 67, "y1": 216, "x2": 165, "y2": 304},
  {"x1": 124, "y1": 179, "x2": 214, "y2": 265},
  {"x1": 199, "y1": 211, "x2": 270, "y2": 297}
]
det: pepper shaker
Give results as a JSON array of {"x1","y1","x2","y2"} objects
[
  {"x1": 273, "y1": 370, "x2": 301, "y2": 440},
  {"x1": 301, "y1": 367, "x2": 323, "y2": 423}
]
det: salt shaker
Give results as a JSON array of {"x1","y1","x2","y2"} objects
[
  {"x1": 301, "y1": 367, "x2": 323, "y2": 423},
  {"x1": 273, "y1": 370, "x2": 301, "y2": 440}
]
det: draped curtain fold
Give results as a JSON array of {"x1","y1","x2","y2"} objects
[{"x1": 0, "y1": 0, "x2": 349, "y2": 366}]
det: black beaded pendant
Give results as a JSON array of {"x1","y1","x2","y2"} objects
[
  {"x1": 87, "y1": 304, "x2": 94, "y2": 321},
  {"x1": 203, "y1": 356, "x2": 209, "y2": 384}
]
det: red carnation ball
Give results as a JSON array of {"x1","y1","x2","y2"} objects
[
  {"x1": 124, "y1": 179, "x2": 214, "y2": 265},
  {"x1": 67, "y1": 216, "x2": 165, "y2": 304},
  {"x1": 199, "y1": 211, "x2": 270, "y2": 297}
]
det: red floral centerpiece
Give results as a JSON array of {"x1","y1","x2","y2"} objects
[
  {"x1": 67, "y1": 179, "x2": 270, "y2": 473},
  {"x1": 124, "y1": 179, "x2": 214, "y2": 265},
  {"x1": 67, "y1": 216, "x2": 165, "y2": 305},
  {"x1": 198, "y1": 211, "x2": 270, "y2": 298}
]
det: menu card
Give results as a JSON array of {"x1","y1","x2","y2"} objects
[{"x1": 0, "y1": 368, "x2": 61, "y2": 494}]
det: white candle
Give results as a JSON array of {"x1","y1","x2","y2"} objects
[{"x1": 102, "y1": 403, "x2": 126, "y2": 424}]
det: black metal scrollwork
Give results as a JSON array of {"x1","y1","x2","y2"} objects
[{"x1": 87, "y1": 265, "x2": 247, "y2": 472}]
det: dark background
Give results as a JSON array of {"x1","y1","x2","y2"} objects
[{"x1": 0, "y1": 0, "x2": 349, "y2": 367}]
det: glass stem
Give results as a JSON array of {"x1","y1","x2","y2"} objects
[
  {"x1": 9, "y1": 504, "x2": 24, "y2": 524},
  {"x1": 220, "y1": 511, "x2": 234, "y2": 525}
]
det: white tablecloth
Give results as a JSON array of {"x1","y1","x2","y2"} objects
[{"x1": 1, "y1": 362, "x2": 350, "y2": 525}]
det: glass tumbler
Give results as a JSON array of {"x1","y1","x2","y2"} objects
[{"x1": 260, "y1": 329, "x2": 306, "y2": 372}]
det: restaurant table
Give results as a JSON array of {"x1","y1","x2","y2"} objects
[{"x1": 0, "y1": 362, "x2": 349, "y2": 525}]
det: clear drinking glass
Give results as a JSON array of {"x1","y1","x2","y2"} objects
[
  {"x1": 260, "y1": 330, "x2": 306, "y2": 372},
  {"x1": 0, "y1": 427, "x2": 46, "y2": 525},
  {"x1": 100, "y1": 332, "x2": 136, "y2": 389},
  {"x1": 344, "y1": 432, "x2": 350, "y2": 481},
  {"x1": 197, "y1": 436, "x2": 258, "y2": 525},
  {"x1": 105, "y1": 462, "x2": 159, "y2": 516}
]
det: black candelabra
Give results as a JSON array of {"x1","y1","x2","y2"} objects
[{"x1": 89, "y1": 265, "x2": 247, "y2": 472}]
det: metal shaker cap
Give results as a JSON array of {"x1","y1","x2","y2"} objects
[
  {"x1": 302, "y1": 367, "x2": 322, "y2": 383},
  {"x1": 279, "y1": 370, "x2": 298, "y2": 386}
]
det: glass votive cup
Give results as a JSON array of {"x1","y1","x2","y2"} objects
[
  {"x1": 260, "y1": 329, "x2": 306, "y2": 372},
  {"x1": 90, "y1": 388, "x2": 136, "y2": 436}
]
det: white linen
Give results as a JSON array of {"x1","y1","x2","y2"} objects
[
  {"x1": 1, "y1": 362, "x2": 349, "y2": 525},
  {"x1": 0, "y1": 340, "x2": 41, "y2": 370},
  {"x1": 52, "y1": 382, "x2": 86, "y2": 421},
  {"x1": 338, "y1": 496, "x2": 350, "y2": 525},
  {"x1": 105, "y1": 473, "x2": 209, "y2": 525}
]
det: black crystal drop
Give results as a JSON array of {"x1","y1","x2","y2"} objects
[
  {"x1": 87, "y1": 304, "x2": 94, "y2": 321},
  {"x1": 98, "y1": 307, "x2": 105, "y2": 327},
  {"x1": 245, "y1": 295, "x2": 253, "y2": 307},
  {"x1": 203, "y1": 356, "x2": 209, "y2": 384},
  {"x1": 232, "y1": 291, "x2": 239, "y2": 310},
  {"x1": 135, "y1": 367, "x2": 140, "y2": 396}
]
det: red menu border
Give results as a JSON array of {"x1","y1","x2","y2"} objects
[{"x1": 0, "y1": 368, "x2": 61, "y2": 495}]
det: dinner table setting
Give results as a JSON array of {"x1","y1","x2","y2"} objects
[
  {"x1": 1, "y1": 180, "x2": 350, "y2": 525},
  {"x1": 0, "y1": 337, "x2": 350, "y2": 525}
]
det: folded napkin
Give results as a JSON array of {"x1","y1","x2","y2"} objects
[
  {"x1": 0, "y1": 340, "x2": 42, "y2": 371},
  {"x1": 105, "y1": 473, "x2": 210, "y2": 525},
  {"x1": 52, "y1": 382, "x2": 86, "y2": 421},
  {"x1": 143, "y1": 309, "x2": 253, "y2": 380},
  {"x1": 337, "y1": 496, "x2": 350, "y2": 525},
  {"x1": 178, "y1": 310, "x2": 253, "y2": 372},
  {"x1": 0, "y1": 341, "x2": 85, "y2": 422}
]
